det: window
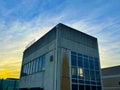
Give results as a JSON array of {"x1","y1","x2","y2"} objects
[
  {"x1": 30, "y1": 61, "x2": 33, "y2": 74},
  {"x1": 95, "y1": 71, "x2": 101, "y2": 81},
  {"x1": 50, "y1": 55, "x2": 53, "y2": 62},
  {"x1": 84, "y1": 69, "x2": 90, "y2": 80},
  {"x1": 71, "y1": 51, "x2": 102, "y2": 90},
  {"x1": 89, "y1": 58, "x2": 95, "y2": 70},
  {"x1": 38, "y1": 57, "x2": 42, "y2": 71},
  {"x1": 32, "y1": 60, "x2": 35, "y2": 73},
  {"x1": 78, "y1": 68, "x2": 83, "y2": 78},
  {"x1": 72, "y1": 67, "x2": 77, "y2": 78},
  {"x1": 71, "y1": 55, "x2": 77, "y2": 66},
  {"x1": 91, "y1": 86, "x2": 96, "y2": 90},
  {"x1": 84, "y1": 58, "x2": 89, "y2": 68},
  {"x1": 90, "y1": 70, "x2": 95, "y2": 80},
  {"x1": 36, "y1": 58, "x2": 39, "y2": 72},
  {"x1": 41, "y1": 55, "x2": 45, "y2": 70},
  {"x1": 25, "y1": 64, "x2": 28, "y2": 75},
  {"x1": 79, "y1": 85, "x2": 84, "y2": 90},
  {"x1": 21, "y1": 54, "x2": 46, "y2": 77},
  {"x1": 28, "y1": 62, "x2": 30, "y2": 75},
  {"x1": 78, "y1": 57, "x2": 83, "y2": 67},
  {"x1": 85, "y1": 85, "x2": 90, "y2": 90},
  {"x1": 94, "y1": 58, "x2": 100, "y2": 70},
  {"x1": 72, "y1": 84, "x2": 78, "y2": 90}
]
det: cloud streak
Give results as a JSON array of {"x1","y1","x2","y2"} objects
[{"x1": 0, "y1": 0, "x2": 120, "y2": 78}]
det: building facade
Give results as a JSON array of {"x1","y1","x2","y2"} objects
[
  {"x1": 19, "y1": 23, "x2": 102, "y2": 90},
  {"x1": 102, "y1": 65, "x2": 120, "y2": 90},
  {"x1": 0, "y1": 78, "x2": 19, "y2": 90}
]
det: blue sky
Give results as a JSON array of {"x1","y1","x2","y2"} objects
[{"x1": 0, "y1": 0, "x2": 120, "y2": 78}]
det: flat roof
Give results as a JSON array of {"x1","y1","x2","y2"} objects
[{"x1": 102, "y1": 65, "x2": 120, "y2": 76}]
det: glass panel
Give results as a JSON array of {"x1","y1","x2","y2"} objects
[
  {"x1": 72, "y1": 84, "x2": 78, "y2": 90},
  {"x1": 97, "y1": 86, "x2": 102, "y2": 90},
  {"x1": 90, "y1": 70, "x2": 95, "y2": 81},
  {"x1": 71, "y1": 55, "x2": 77, "y2": 66},
  {"x1": 36, "y1": 58, "x2": 39, "y2": 72},
  {"x1": 85, "y1": 85, "x2": 90, "y2": 90},
  {"x1": 78, "y1": 80, "x2": 84, "y2": 84},
  {"x1": 83, "y1": 55, "x2": 88, "y2": 59},
  {"x1": 95, "y1": 71, "x2": 101, "y2": 81},
  {"x1": 96, "y1": 82, "x2": 101, "y2": 85},
  {"x1": 41, "y1": 55, "x2": 45, "y2": 70},
  {"x1": 84, "y1": 58, "x2": 89, "y2": 68},
  {"x1": 38, "y1": 57, "x2": 41, "y2": 71},
  {"x1": 72, "y1": 79, "x2": 78, "y2": 83},
  {"x1": 27, "y1": 63, "x2": 29, "y2": 75},
  {"x1": 94, "y1": 58, "x2": 100, "y2": 70},
  {"x1": 78, "y1": 57, "x2": 83, "y2": 67},
  {"x1": 30, "y1": 61, "x2": 33, "y2": 74},
  {"x1": 85, "y1": 81, "x2": 90, "y2": 84},
  {"x1": 89, "y1": 59, "x2": 94, "y2": 70},
  {"x1": 79, "y1": 85, "x2": 84, "y2": 90},
  {"x1": 91, "y1": 86, "x2": 96, "y2": 90},
  {"x1": 84, "y1": 69, "x2": 90, "y2": 80},
  {"x1": 91, "y1": 81, "x2": 96, "y2": 85},
  {"x1": 26, "y1": 64, "x2": 28, "y2": 75},
  {"x1": 78, "y1": 68, "x2": 83, "y2": 79},
  {"x1": 71, "y1": 51, "x2": 76, "y2": 55},
  {"x1": 72, "y1": 67, "x2": 77, "y2": 78},
  {"x1": 78, "y1": 53, "x2": 82, "y2": 57},
  {"x1": 34, "y1": 59, "x2": 37, "y2": 73}
]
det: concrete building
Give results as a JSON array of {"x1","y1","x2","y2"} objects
[
  {"x1": 19, "y1": 23, "x2": 103, "y2": 90},
  {"x1": 0, "y1": 78, "x2": 19, "y2": 90},
  {"x1": 102, "y1": 65, "x2": 120, "y2": 90}
]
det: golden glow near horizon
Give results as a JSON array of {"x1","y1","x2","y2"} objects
[
  {"x1": 0, "y1": 69, "x2": 20, "y2": 79},
  {"x1": 0, "y1": 0, "x2": 120, "y2": 80},
  {"x1": 0, "y1": 48, "x2": 22, "y2": 79}
]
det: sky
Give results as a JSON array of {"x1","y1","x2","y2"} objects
[{"x1": 0, "y1": 0, "x2": 120, "y2": 79}]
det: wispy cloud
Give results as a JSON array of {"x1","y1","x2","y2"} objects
[
  {"x1": 0, "y1": 10, "x2": 68, "y2": 78},
  {"x1": 67, "y1": 17, "x2": 120, "y2": 68},
  {"x1": 0, "y1": 0, "x2": 120, "y2": 78}
]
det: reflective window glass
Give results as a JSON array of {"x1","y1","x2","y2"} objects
[
  {"x1": 85, "y1": 85, "x2": 90, "y2": 90},
  {"x1": 79, "y1": 85, "x2": 84, "y2": 90},
  {"x1": 41, "y1": 55, "x2": 45, "y2": 70},
  {"x1": 38, "y1": 57, "x2": 41, "y2": 71},
  {"x1": 71, "y1": 51, "x2": 76, "y2": 55},
  {"x1": 91, "y1": 86, "x2": 96, "y2": 90},
  {"x1": 84, "y1": 69, "x2": 90, "y2": 80},
  {"x1": 95, "y1": 71, "x2": 101, "y2": 81},
  {"x1": 78, "y1": 80, "x2": 84, "y2": 84},
  {"x1": 84, "y1": 58, "x2": 89, "y2": 68},
  {"x1": 97, "y1": 86, "x2": 102, "y2": 90},
  {"x1": 72, "y1": 67, "x2": 77, "y2": 78},
  {"x1": 30, "y1": 61, "x2": 33, "y2": 74},
  {"x1": 72, "y1": 84, "x2": 78, "y2": 90},
  {"x1": 78, "y1": 68, "x2": 83, "y2": 78},
  {"x1": 72, "y1": 79, "x2": 78, "y2": 83},
  {"x1": 78, "y1": 57, "x2": 83, "y2": 67},
  {"x1": 90, "y1": 70, "x2": 95, "y2": 80},
  {"x1": 89, "y1": 59, "x2": 94, "y2": 70},
  {"x1": 71, "y1": 55, "x2": 77, "y2": 66},
  {"x1": 36, "y1": 58, "x2": 39, "y2": 72},
  {"x1": 94, "y1": 58, "x2": 100, "y2": 70}
]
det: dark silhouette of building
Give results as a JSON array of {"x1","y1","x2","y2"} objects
[{"x1": 0, "y1": 78, "x2": 19, "y2": 90}]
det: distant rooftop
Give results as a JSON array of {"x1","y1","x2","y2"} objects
[{"x1": 102, "y1": 65, "x2": 120, "y2": 76}]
